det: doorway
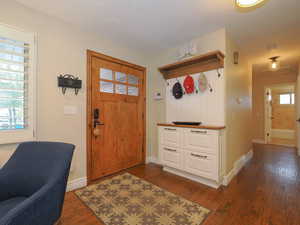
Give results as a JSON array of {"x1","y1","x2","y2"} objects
[
  {"x1": 264, "y1": 83, "x2": 296, "y2": 147},
  {"x1": 86, "y1": 50, "x2": 146, "y2": 183}
]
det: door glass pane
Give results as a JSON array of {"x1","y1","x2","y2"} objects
[
  {"x1": 128, "y1": 86, "x2": 139, "y2": 96},
  {"x1": 100, "y1": 81, "x2": 114, "y2": 93},
  {"x1": 115, "y1": 84, "x2": 126, "y2": 95},
  {"x1": 100, "y1": 68, "x2": 113, "y2": 80},
  {"x1": 116, "y1": 72, "x2": 126, "y2": 83},
  {"x1": 280, "y1": 94, "x2": 290, "y2": 104},
  {"x1": 128, "y1": 74, "x2": 139, "y2": 85}
]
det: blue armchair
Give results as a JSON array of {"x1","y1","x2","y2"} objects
[{"x1": 0, "y1": 141, "x2": 74, "y2": 225}]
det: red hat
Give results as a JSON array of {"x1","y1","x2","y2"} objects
[{"x1": 183, "y1": 75, "x2": 194, "y2": 94}]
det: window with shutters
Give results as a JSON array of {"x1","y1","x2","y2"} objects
[{"x1": 0, "y1": 24, "x2": 36, "y2": 144}]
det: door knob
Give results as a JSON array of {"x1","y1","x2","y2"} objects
[
  {"x1": 93, "y1": 108, "x2": 104, "y2": 128},
  {"x1": 93, "y1": 128, "x2": 101, "y2": 137},
  {"x1": 297, "y1": 118, "x2": 300, "y2": 122}
]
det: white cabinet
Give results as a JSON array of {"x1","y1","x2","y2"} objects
[
  {"x1": 160, "y1": 127, "x2": 180, "y2": 148},
  {"x1": 158, "y1": 125, "x2": 224, "y2": 188},
  {"x1": 183, "y1": 151, "x2": 218, "y2": 180},
  {"x1": 182, "y1": 128, "x2": 218, "y2": 154},
  {"x1": 160, "y1": 146, "x2": 182, "y2": 169}
]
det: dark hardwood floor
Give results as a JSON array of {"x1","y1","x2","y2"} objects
[{"x1": 61, "y1": 144, "x2": 300, "y2": 225}]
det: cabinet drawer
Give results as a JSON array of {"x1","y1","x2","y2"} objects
[
  {"x1": 160, "y1": 146, "x2": 181, "y2": 169},
  {"x1": 160, "y1": 127, "x2": 180, "y2": 148},
  {"x1": 182, "y1": 128, "x2": 218, "y2": 154},
  {"x1": 183, "y1": 151, "x2": 218, "y2": 180}
]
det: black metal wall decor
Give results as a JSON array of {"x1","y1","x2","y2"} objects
[{"x1": 58, "y1": 74, "x2": 82, "y2": 95}]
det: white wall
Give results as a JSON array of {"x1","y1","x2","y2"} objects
[
  {"x1": 0, "y1": 0, "x2": 149, "y2": 180},
  {"x1": 165, "y1": 70, "x2": 225, "y2": 126},
  {"x1": 271, "y1": 129, "x2": 295, "y2": 140}
]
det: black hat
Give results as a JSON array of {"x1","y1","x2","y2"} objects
[{"x1": 172, "y1": 81, "x2": 183, "y2": 99}]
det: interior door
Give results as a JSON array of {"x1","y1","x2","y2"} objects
[
  {"x1": 296, "y1": 74, "x2": 300, "y2": 154},
  {"x1": 265, "y1": 88, "x2": 272, "y2": 143},
  {"x1": 87, "y1": 51, "x2": 146, "y2": 181}
]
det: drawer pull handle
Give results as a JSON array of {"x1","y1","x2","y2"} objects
[
  {"x1": 164, "y1": 147, "x2": 177, "y2": 152},
  {"x1": 165, "y1": 128, "x2": 177, "y2": 131},
  {"x1": 191, "y1": 153, "x2": 207, "y2": 159},
  {"x1": 191, "y1": 130, "x2": 207, "y2": 134}
]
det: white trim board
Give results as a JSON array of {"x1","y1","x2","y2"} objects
[
  {"x1": 222, "y1": 150, "x2": 253, "y2": 186},
  {"x1": 252, "y1": 139, "x2": 265, "y2": 144},
  {"x1": 164, "y1": 166, "x2": 221, "y2": 188},
  {"x1": 146, "y1": 156, "x2": 159, "y2": 164},
  {"x1": 66, "y1": 177, "x2": 87, "y2": 192}
]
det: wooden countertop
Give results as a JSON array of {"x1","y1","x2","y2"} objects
[{"x1": 157, "y1": 123, "x2": 226, "y2": 130}]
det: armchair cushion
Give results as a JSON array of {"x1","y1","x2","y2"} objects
[
  {"x1": 0, "y1": 197, "x2": 27, "y2": 218},
  {"x1": 0, "y1": 141, "x2": 74, "y2": 225}
]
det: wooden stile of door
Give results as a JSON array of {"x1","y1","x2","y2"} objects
[{"x1": 87, "y1": 50, "x2": 146, "y2": 182}]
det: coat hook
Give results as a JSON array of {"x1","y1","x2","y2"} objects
[
  {"x1": 208, "y1": 84, "x2": 213, "y2": 92},
  {"x1": 217, "y1": 69, "x2": 221, "y2": 78}
]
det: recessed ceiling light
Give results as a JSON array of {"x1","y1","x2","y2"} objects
[{"x1": 236, "y1": 0, "x2": 266, "y2": 8}]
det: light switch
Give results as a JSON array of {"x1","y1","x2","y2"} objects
[
  {"x1": 64, "y1": 105, "x2": 77, "y2": 115},
  {"x1": 154, "y1": 92, "x2": 163, "y2": 100}
]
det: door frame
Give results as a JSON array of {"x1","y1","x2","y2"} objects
[
  {"x1": 86, "y1": 50, "x2": 147, "y2": 184},
  {"x1": 264, "y1": 82, "x2": 296, "y2": 144},
  {"x1": 296, "y1": 71, "x2": 300, "y2": 154},
  {"x1": 264, "y1": 87, "x2": 272, "y2": 144}
]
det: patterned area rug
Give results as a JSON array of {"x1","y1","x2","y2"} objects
[{"x1": 75, "y1": 173, "x2": 210, "y2": 225}]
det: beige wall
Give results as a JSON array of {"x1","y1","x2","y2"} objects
[
  {"x1": 252, "y1": 70, "x2": 297, "y2": 141},
  {"x1": 0, "y1": 0, "x2": 150, "y2": 181},
  {"x1": 0, "y1": 1, "x2": 254, "y2": 181},
  {"x1": 224, "y1": 32, "x2": 252, "y2": 173},
  {"x1": 147, "y1": 28, "x2": 226, "y2": 159}
]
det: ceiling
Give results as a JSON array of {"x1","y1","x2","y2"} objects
[{"x1": 15, "y1": 0, "x2": 300, "y2": 66}]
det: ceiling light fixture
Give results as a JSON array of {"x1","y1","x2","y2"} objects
[
  {"x1": 269, "y1": 56, "x2": 280, "y2": 71},
  {"x1": 236, "y1": 0, "x2": 265, "y2": 8}
]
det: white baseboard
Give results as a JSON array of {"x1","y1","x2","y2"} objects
[
  {"x1": 222, "y1": 149, "x2": 253, "y2": 186},
  {"x1": 67, "y1": 177, "x2": 87, "y2": 192},
  {"x1": 146, "y1": 156, "x2": 160, "y2": 164},
  {"x1": 163, "y1": 166, "x2": 221, "y2": 189},
  {"x1": 252, "y1": 139, "x2": 265, "y2": 144}
]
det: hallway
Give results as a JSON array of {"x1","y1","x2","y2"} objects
[{"x1": 62, "y1": 144, "x2": 300, "y2": 225}]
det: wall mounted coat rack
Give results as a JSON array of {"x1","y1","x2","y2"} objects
[
  {"x1": 158, "y1": 50, "x2": 225, "y2": 80},
  {"x1": 58, "y1": 74, "x2": 82, "y2": 95}
]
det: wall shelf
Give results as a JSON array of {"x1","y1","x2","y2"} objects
[{"x1": 158, "y1": 50, "x2": 225, "y2": 80}]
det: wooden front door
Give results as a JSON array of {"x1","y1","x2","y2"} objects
[{"x1": 87, "y1": 50, "x2": 146, "y2": 182}]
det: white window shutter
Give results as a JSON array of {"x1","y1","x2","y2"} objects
[{"x1": 0, "y1": 24, "x2": 36, "y2": 144}]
